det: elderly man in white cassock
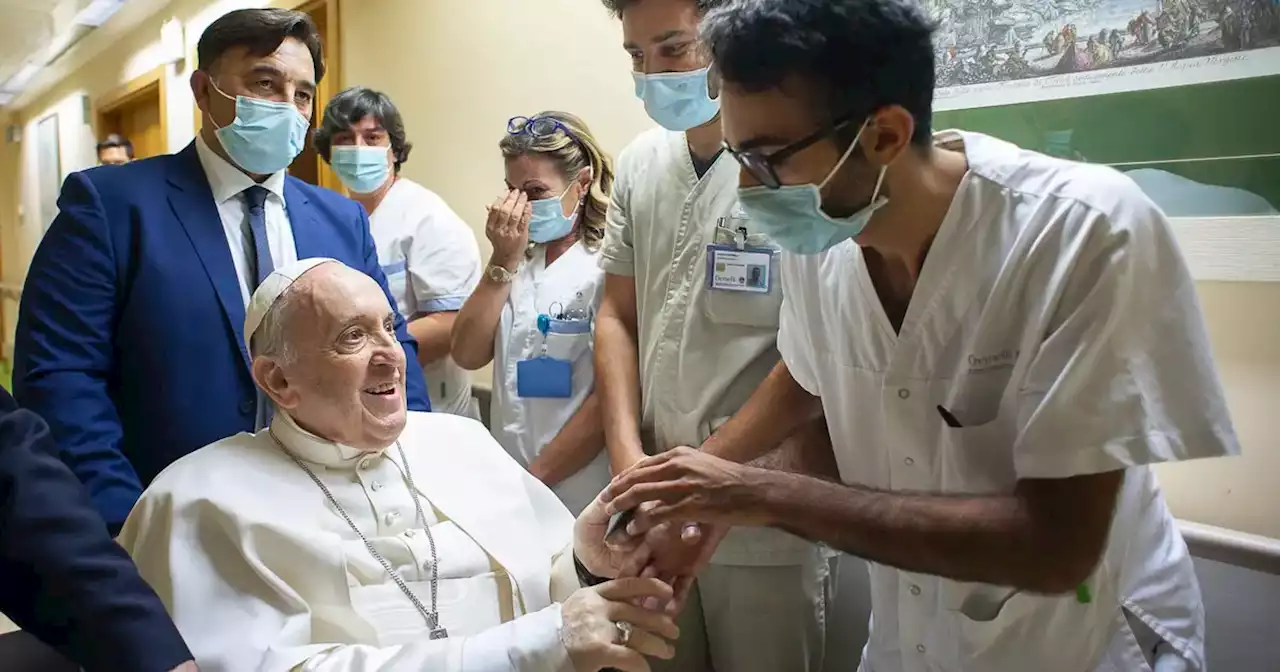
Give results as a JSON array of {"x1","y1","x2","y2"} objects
[{"x1": 119, "y1": 258, "x2": 679, "y2": 672}]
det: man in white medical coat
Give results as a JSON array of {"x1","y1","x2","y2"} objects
[
  {"x1": 605, "y1": 1, "x2": 1239, "y2": 671},
  {"x1": 594, "y1": 0, "x2": 837, "y2": 669},
  {"x1": 120, "y1": 258, "x2": 679, "y2": 671}
]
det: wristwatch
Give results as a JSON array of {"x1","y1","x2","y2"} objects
[
  {"x1": 573, "y1": 552, "x2": 608, "y2": 587},
  {"x1": 485, "y1": 262, "x2": 520, "y2": 284}
]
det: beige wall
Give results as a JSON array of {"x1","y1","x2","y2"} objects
[
  {"x1": 1154, "y1": 282, "x2": 1280, "y2": 537},
  {"x1": 340, "y1": 0, "x2": 655, "y2": 256},
  {"x1": 0, "y1": 0, "x2": 1275, "y2": 540}
]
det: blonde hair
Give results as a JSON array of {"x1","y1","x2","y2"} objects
[{"x1": 498, "y1": 111, "x2": 615, "y2": 251}]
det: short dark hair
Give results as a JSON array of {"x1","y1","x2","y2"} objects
[
  {"x1": 313, "y1": 87, "x2": 412, "y2": 172},
  {"x1": 197, "y1": 8, "x2": 325, "y2": 83},
  {"x1": 96, "y1": 133, "x2": 134, "y2": 158},
  {"x1": 601, "y1": 0, "x2": 727, "y2": 17},
  {"x1": 702, "y1": 0, "x2": 937, "y2": 147}
]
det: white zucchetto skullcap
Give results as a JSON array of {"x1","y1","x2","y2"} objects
[{"x1": 243, "y1": 257, "x2": 339, "y2": 348}]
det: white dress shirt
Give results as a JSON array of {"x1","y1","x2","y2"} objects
[
  {"x1": 491, "y1": 241, "x2": 611, "y2": 515},
  {"x1": 194, "y1": 135, "x2": 299, "y2": 306},
  {"x1": 778, "y1": 130, "x2": 1238, "y2": 671},
  {"x1": 600, "y1": 127, "x2": 819, "y2": 566},
  {"x1": 120, "y1": 411, "x2": 580, "y2": 671},
  {"x1": 368, "y1": 178, "x2": 482, "y2": 417}
]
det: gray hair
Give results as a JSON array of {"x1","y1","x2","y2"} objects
[{"x1": 248, "y1": 286, "x2": 300, "y2": 363}]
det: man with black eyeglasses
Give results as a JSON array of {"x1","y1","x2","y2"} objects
[
  {"x1": 603, "y1": 0, "x2": 1237, "y2": 671},
  {"x1": 593, "y1": 0, "x2": 837, "y2": 670}
]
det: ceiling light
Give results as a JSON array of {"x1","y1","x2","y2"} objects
[
  {"x1": 74, "y1": 0, "x2": 127, "y2": 28},
  {"x1": 0, "y1": 63, "x2": 43, "y2": 94}
]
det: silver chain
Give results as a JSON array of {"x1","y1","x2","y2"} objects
[{"x1": 269, "y1": 431, "x2": 448, "y2": 639}]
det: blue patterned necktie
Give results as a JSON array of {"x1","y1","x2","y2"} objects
[
  {"x1": 243, "y1": 185, "x2": 274, "y2": 287},
  {"x1": 243, "y1": 185, "x2": 274, "y2": 428}
]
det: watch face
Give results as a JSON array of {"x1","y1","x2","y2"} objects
[{"x1": 488, "y1": 265, "x2": 512, "y2": 282}]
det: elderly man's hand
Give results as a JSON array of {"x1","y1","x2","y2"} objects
[
  {"x1": 561, "y1": 578, "x2": 678, "y2": 671},
  {"x1": 574, "y1": 490, "x2": 652, "y2": 580}
]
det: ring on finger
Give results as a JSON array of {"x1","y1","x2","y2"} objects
[{"x1": 614, "y1": 620, "x2": 633, "y2": 646}]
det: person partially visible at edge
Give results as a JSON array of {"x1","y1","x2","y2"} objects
[
  {"x1": 120, "y1": 258, "x2": 678, "y2": 671},
  {"x1": 451, "y1": 111, "x2": 615, "y2": 516},
  {"x1": 96, "y1": 133, "x2": 134, "y2": 165},
  {"x1": 316, "y1": 87, "x2": 483, "y2": 418},
  {"x1": 13, "y1": 8, "x2": 429, "y2": 535},
  {"x1": 0, "y1": 385, "x2": 197, "y2": 672},
  {"x1": 592, "y1": 0, "x2": 840, "y2": 670},
  {"x1": 603, "y1": 0, "x2": 1238, "y2": 670}
]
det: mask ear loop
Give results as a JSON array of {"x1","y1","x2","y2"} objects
[
  {"x1": 204, "y1": 77, "x2": 236, "y2": 131},
  {"x1": 819, "y1": 119, "x2": 871, "y2": 192},
  {"x1": 867, "y1": 164, "x2": 888, "y2": 204}
]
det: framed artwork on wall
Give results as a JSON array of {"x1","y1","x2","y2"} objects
[
  {"x1": 927, "y1": 0, "x2": 1280, "y2": 282},
  {"x1": 930, "y1": 0, "x2": 1280, "y2": 111}
]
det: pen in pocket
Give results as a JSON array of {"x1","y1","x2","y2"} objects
[{"x1": 936, "y1": 405, "x2": 963, "y2": 428}]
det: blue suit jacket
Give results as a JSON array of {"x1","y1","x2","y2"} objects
[
  {"x1": 0, "y1": 386, "x2": 192, "y2": 671},
  {"x1": 14, "y1": 142, "x2": 430, "y2": 533}
]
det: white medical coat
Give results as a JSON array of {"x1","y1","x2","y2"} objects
[
  {"x1": 600, "y1": 127, "x2": 819, "y2": 566},
  {"x1": 370, "y1": 178, "x2": 482, "y2": 417},
  {"x1": 777, "y1": 130, "x2": 1238, "y2": 672},
  {"x1": 120, "y1": 410, "x2": 580, "y2": 671},
  {"x1": 491, "y1": 241, "x2": 612, "y2": 515}
]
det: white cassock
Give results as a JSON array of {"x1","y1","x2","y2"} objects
[{"x1": 119, "y1": 410, "x2": 581, "y2": 671}]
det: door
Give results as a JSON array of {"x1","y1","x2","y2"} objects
[
  {"x1": 96, "y1": 67, "x2": 167, "y2": 160},
  {"x1": 289, "y1": 0, "x2": 343, "y2": 192}
]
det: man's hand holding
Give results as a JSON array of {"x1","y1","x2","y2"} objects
[{"x1": 603, "y1": 447, "x2": 774, "y2": 528}]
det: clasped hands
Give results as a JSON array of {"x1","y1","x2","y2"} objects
[
  {"x1": 584, "y1": 447, "x2": 769, "y2": 611},
  {"x1": 566, "y1": 447, "x2": 766, "y2": 670}
]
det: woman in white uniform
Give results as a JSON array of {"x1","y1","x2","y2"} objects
[
  {"x1": 315, "y1": 87, "x2": 482, "y2": 418},
  {"x1": 452, "y1": 112, "x2": 614, "y2": 515}
]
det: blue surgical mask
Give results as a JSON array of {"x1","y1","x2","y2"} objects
[
  {"x1": 528, "y1": 185, "x2": 577, "y2": 244},
  {"x1": 737, "y1": 120, "x2": 888, "y2": 255},
  {"x1": 632, "y1": 67, "x2": 720, "y2": 132},
  {"x1": 330, "y1": 145, "x2": 391, "y2": 194},
  {"x1": 209, "y1": 81, "x2": 309, "y2": 175}
]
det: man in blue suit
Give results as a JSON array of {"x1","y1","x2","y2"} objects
[
  {"x1": 0, "y1": 386, "x2": 196, "y2": 672},
  {"x1": 14, "y1": 8, "x2": 430, "y2": 536}
]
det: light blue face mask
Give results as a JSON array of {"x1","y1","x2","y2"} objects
[
  {"x1": 737, "y1": 120, "x2": 888, "y2": 255},
  {"x1": 632, "y1": 66, "x2": 720, "y2": 132},
  {"x1": 209, "y1": 81, "x2": 309, "y2": 175},
  {"x1": 330, "y1": 145, "x2": 391, "y2": 194},
  {"x1": 528, "y1": 185, "x2": 577, "y2": 244}
]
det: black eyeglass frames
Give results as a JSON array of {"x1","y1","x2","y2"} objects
[{"x1": 724, "y1": 115, "x2": 863, "y2": 189}]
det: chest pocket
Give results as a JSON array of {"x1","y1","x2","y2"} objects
[
  {"x1": 381, "y1": 259, "x2": 410, "y2": 313},
  {"x1": 542, "y1": 316, "x2": 592, "y2": 363},
  {"x1": 703, "y1": 227, "x2": 783, "y2": 329},
  {"x1": 941, "y1": 367, "x2": 1013, "y2": 428},
  {"x1": 935, "y1": 367, "x2": 1018, "y2": 492}
]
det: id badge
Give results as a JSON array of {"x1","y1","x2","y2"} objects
[
  {"x1": 705, "y1": 244, "x2": 774, "y2": 294},
  {"x1": 517, "y1": 357, "x2": 573, "y2": 399}
]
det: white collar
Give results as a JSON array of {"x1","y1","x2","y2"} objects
[
  {"x1": 268, "y1": 410, "x2": 393, "y2": 470},
  {"x1": 195, "y1": 134, "x2": 288, "y2": 207}
]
